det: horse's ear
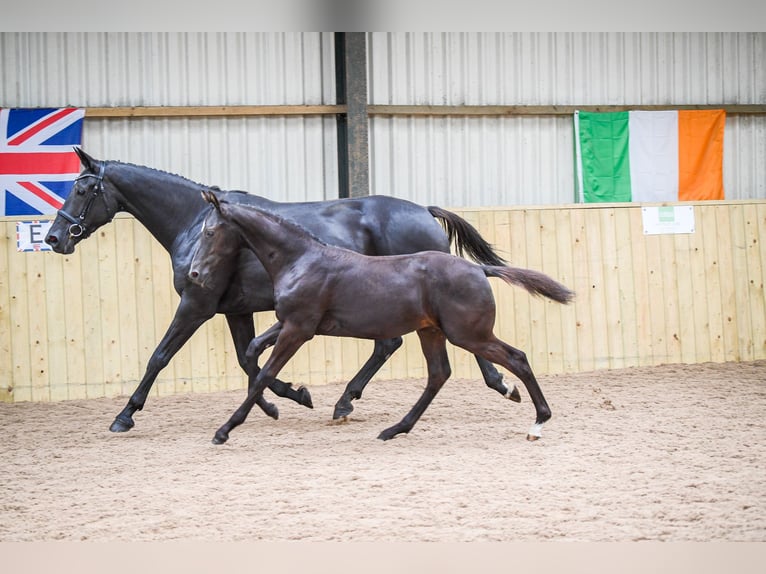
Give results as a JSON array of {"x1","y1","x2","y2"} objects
[
  {"x1": 74, "y1": 147, "x2": 97, "y2": 171},
  {"x1": 201, "y1": 189, "x2": 222, "y2": 212}
]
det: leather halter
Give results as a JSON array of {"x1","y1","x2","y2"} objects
[{"x1": 57, "y1": 161, "x2": 115, "y2": 238}]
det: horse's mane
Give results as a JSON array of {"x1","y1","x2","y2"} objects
[
  {"x1": 108, "y1": 159, "x2": 228, "y2": 191},
  {"x1": 221, "y1": 199, "x2": 330, "y2": 247}
]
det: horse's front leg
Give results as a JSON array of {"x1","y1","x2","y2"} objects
[
  {"x1": 226, "y1": 315, "x2": 312, "y2": 409},
  {"x1": 332, "y1": 337, "x2": 403, "y2": 419},
  {"x1": 110, "y1": 298, "x2": 213, "y2": 432},
  {"x1": 378, "y1": 328, "x2": 451, "y2": 440},
  {"x1": 213, "y1": 325, "x2": 310, "y2": 445}
]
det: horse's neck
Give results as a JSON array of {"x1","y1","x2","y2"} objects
[
  {"x1": 229, "y1": 206, "x2": 317, "y2": 277},
  {"x1": 111, "y1": 163, "x2": 204, "y2": 253}
]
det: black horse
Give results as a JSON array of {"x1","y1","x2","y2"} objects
[
  {"x1": 189, "y1": 191, "x2": 574, "y2": 443},
  {"x1": 45, "y1": 148, "x2": 516, "y2": 432}
]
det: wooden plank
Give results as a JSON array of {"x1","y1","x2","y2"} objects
[
  {"x1": 0, "y1": 223, "x2": 14, "y2": 402},
  {"x1": 743, "y1": 204, "x2": 765, "y2": 358},
  {"x1": 130, "y1": 221, "x2": 158, "y2": 397},
  {"x1": 715, "y1": 206, "x2": 740, "y2": 362},
  {"x1": 628, "y1": 207, "x2": 652, "y2": 367},
  {"x1": 729, "y1": 204, "x2": 754, "y2": 360},
  {"x1": 699, "y1": 205, "x2": 725, "y2": 362},
  {"x1": 584, "y1": 209, "x2": 609, "y2": 371},
  {"x1": 568, "y1": 208, "x2": 592, "y2": 372},
  {"x1": 539, "y1": 208, "x2": 564, "y2": 374},
  {"x1": 613, "y1": 208, "x2": 638, "y2": 368},
  {"x1": 43, "y1": 251, "x2": 69, "y2": 401},
  {"x1": 686, "y1": 210, "x2": 712, "y2": 363},
  {"x1": 599, "y1": 208, "x2": 626, "y2": 369},
  {"x1": 368, "y1": 104, "x2": 766, "y2": 117},
  {"x1": 757, "y1": 203, "x2": 766, "y2": 359},
  {"x1": 96, "y1": 224, "x2": 122, "y2": 397},
  {"x1": 85, "y1": 105, "x2": 345, "y2": 118},
  {"x1": 674, "y1": 231, "x2": 697, "y2": 364},
  {"x1": 113, "y1": 219, "x2": 140, "y2": 396},
  {"x1": 25, "y1": 251, "x2": 50, "y2": 402},
  {"x1": 553, "y1": 208, "x2": 579, "y2": 373},
  {"x1": 660, "y1": 233, "x2": 682, "y2": 364}
]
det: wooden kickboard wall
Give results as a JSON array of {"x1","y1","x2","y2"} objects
[{"x1": 1, "y1": 201, "x2": 764, "y2": 403}]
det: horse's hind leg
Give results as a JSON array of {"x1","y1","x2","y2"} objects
[
  {"x1": 464, "y1": 337, "x2": 551, "y2": 441},
  {"x1": 226, "y1": 315, "x2": 313, "y2": 409},
  {"x1": 475, "y1": 355, "x2": 521, "y2": 403},
  {"x1": 213, "y1": 325, "x2": 309, "y2": 444},
  {"x1": 378, "y1": 329, "x2": 450, "y2": 441},
  {"x1": 333, "y1": 337, "x2": 403, "y2": 419}
]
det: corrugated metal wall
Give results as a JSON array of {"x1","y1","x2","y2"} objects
[
  {"x1": 368, "y1": 32, "x2": 766, "y2": 205},
  {"x1": 1, "y1": 32, "x2": 764, "y2": 206},
  {"x1": 0, "y1": 32, "x2": 339, "y2": 201}
]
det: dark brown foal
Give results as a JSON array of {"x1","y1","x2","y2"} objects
[{"x1": 189, "y1": 191, "x2": 574, "y2": 444}]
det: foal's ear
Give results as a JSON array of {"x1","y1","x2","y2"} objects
[
  {"x1": 74, "y1": 147, "x2": 98, "y2": 171},
  {"x1": 200, "y1": 189, "x2": 222, "y2": 212}
]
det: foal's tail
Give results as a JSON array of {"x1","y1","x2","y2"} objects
[
  {"x1": 428, "y1": 206, "x2": 507, "y2": 266},
  {"x1": 483, "y1": 266, "x2": 575, "y2": 304}
]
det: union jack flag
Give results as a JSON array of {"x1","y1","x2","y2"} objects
[{"x1": 0, "y1": 108, "x2": 85, "y2": 216}]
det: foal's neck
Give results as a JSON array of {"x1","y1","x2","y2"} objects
[{"x1": 226, "y1": 204, "x2": 320, "y2": 278}]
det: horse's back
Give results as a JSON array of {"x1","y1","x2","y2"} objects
[{"x1": 244, "y1": 194, "x2": 450, "y2": 256}]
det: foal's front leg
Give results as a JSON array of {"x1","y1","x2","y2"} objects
[
  {"x1": 378, "y1": 328, "x2": 451, "y2": 440},
  {"x1": 213, "y1": 325, "x2": 310, "y2": 445}
]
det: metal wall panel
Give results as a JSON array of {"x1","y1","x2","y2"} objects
[
  {"x1": 368, "y1": 32, "x2": 766, "y2": 206},
  {"x1": 0, "y1": 32, "x2": 339, "y2": 201}
]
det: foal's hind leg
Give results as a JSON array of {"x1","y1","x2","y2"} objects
[
  {"x1": 476, "y1": 356, "x2": 521, "y2": 403},
  {"x1": 333, "y1": 337, "x2": 403, "y2": 419},
  {"x1": 378, "y1": 329, "x2": 451, "y2": 441},
  {"x1": 464, "y1": 337, "x2": 551, "y2": 441}
]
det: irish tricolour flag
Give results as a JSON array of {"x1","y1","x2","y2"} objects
[{"x1": 574, "y1": 109, "x2": 725, "y2": 203}]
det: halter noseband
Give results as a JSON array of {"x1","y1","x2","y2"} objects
[{"x1": 58, "y1": 161, "x2": 114, "y2": 238}]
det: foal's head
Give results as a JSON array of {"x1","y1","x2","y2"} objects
[{"x1": 188, "y1": 190, "x2": 242, "y2": 288}]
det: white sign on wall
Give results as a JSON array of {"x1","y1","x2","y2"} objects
[
  {"x1": 16, "y1": 220, "x2": 53, "y2": 252},
  {"x1": 642, "y1": 206, "x2": 695, "y2": 235}
]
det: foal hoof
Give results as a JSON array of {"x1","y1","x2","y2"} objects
[
  {"x1": 109, "y1": 416, "x2": 135, "y2": 433},
  {"x1": 526, "y1": 422, "x2": 544, "y2": 441},
  {"x1": 298, "y1": 386, "x2": 314, "y2": 409},
  {"x1": 506, "y1": 385, "x2": 521, "y2": 403},
  {"x1": 212, "y1": 431, "x2": 229, "y2": 445}
]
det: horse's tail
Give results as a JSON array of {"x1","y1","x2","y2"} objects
[
  {"x1": 428, "y1": 206, "x2": 507, "y2": 266},
  {"x1": 483, "y1": 265, "x2": 575, "y2": 304}
]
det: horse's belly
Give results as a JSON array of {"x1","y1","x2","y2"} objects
[{"x1": 316, "y1": 310, "x2": 422, "y2": 340}]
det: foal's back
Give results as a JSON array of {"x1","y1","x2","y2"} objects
[{"x1": 305, "y1": 248, "x2": 496, "y2": 341}]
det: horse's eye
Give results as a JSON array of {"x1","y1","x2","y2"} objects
[
  {"x1": 76, "y1": 187, "x2": 86, "y2": 196},
  {"x1": 205, "y1": 229, "x2": 214, "y2": 238}
]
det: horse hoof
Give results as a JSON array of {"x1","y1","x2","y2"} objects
[
  {"x1": 298, "y1": 386, "x2": 314, "y2": 409},
  {"x1": 109, "y1": 416, "x2": 135, "y2": 433},
  {"x1": 507, "y1": 385, "x2": 521, "y2": 403},
  {"x1": 377, "y1": 427, "x2": 401, "y2": 441},
  {"x1": 212, "y1": 433, "x2": 229, "y2": 445},
  {"x1": 526, "y1": 434, "x2": 540, "y2": 442},
  {"x1": 332, "y1": 402, "x2": 354, "y2": 420}
]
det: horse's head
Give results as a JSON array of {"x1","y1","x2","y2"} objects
[
  {"x1": 188, "y1": 190, "x2": 242, "y2": 288},
  {"x1": 45, "y1": 148, "x2": 122, "y2": 254}
]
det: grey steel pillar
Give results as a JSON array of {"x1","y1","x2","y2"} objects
[{"x1": 335, "y1": 32, "x2": 369, "y2": 198}]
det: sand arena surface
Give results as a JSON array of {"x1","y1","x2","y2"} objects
[{"x1": 1, "y1": 361, "x2": 764, "y2": 541}]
